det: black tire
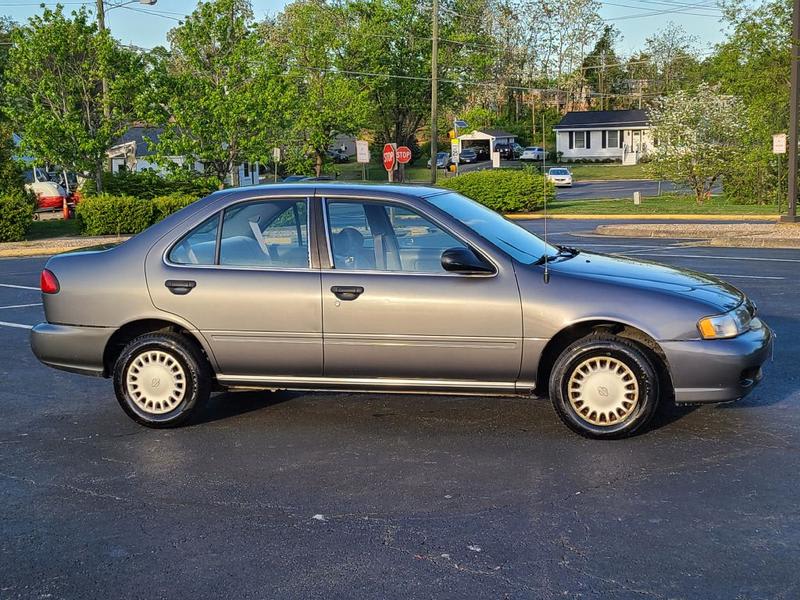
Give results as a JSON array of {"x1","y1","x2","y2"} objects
[
  {"x1": 113, "y1": 332, "x2": 211, "y2": 428},
  {"x1": 549, "y1": 333, "x2": 660, "y2": 439}
]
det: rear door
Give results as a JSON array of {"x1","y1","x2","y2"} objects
[
  {"x1": 319, "y1": 196, "x2": 523, "y2": 386},
  {"x1": 147, "y1": 196, "x2": 323, "y2": 378}
]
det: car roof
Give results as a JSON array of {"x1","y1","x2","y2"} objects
[{"x1": 219, "y1": 182, "x2": 450, "y2": 201}]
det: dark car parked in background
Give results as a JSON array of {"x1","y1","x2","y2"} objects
[{"x1": 31, "y1": 184, "x2": 772, "y2": 439}]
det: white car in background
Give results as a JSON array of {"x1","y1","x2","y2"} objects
[
  {"x1": 547, "y1": 167, "x2": 573, "y2": 187},
  {"x1": 520, "y1": 146, "x2": 545, "y2": 162}
]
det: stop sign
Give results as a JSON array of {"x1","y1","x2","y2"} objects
[
  {"x1": 396, "y1": 146, "x2": 412, "y2": 164},
  {"x1": 382, "y1": 143, "x2": 396, "y2": 171}
]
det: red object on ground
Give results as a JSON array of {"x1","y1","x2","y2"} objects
[
  {"x1": 36, "y1": 195, "x2": 65, "y2": 210},
  {"x1": 396, "y1": 146, "x2": 412, "y2": 164},
  {"x1": 382, "y1": 144, "x2": 396, "y2": 171}
]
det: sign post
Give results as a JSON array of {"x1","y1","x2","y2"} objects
[
  {"x1": 383, "y1": 143, "x2": 397, "y2": 182},
  {"x1": 272, "y1": 147, "x2": 281, "y2": 182},
  {"x1": 356, "y1": 140, "x2": 370, "y2": 181},
  {"x1": 774, "y1": 133, "x2": 787, "y2": 212},
  {"x1": 396, "y1": 145, "x2": 411, "y2": 182}
]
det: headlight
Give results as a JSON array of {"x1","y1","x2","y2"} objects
[{"x1": 697, "y1": 305, "x2": 752, "y2": 339}]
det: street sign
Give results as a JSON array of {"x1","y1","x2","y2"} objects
[
  {"x1": 382, "y1": 143, "x2": 396, "y2": 171},
  {"x1": 396, "y1": 146, "x2": 412, "y2": 164},
  {"x1": 356, "y1": 140, "x2": 370, "y2": 164},
  {"x1": 272, "y1": 147, "x2": 281, "y2": 161},
  {"x1": 773, "y1": 133, "x2": 787, "y2": 154},
  {"x1": 450, "y1": 139, "x2": 460, "y2": 164}
]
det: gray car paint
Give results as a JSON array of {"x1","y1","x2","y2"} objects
[{"x1": 31, "y1": 183, "x2": 772, "y2": 404}]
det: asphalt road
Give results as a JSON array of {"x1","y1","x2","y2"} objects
[{"x1": 1, "y1": 224, "x2": 799, "y2": 599}]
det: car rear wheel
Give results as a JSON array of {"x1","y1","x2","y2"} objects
[
  {"x1": 113, "y1": 332, "x2": 211, "y2": 428},
  {"x1": 549, "y1": 333, "x2": 660, "y2": 439}
]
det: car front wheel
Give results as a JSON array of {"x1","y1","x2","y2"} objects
[
  {"x1": 549, "y1": 333, "x2": 660, "y2": 439},
  {"x1": 113, "y1": 332, "x2": 211, "y2": 428}
]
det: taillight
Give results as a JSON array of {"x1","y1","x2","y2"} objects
[{"x1": 40, "y1": 269, "x2": 60, "y2": 294}]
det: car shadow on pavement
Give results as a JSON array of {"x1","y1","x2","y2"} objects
[{"x1": 198, "y1": 390, "x2": 299, "y2": 424}]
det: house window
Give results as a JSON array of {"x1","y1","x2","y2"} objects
[
  {"x1": 607, "y1": 130, "x2": 620, "y2": 148},
  {"x1": 574, "y1": 131, "x2": 586, "y2": 149}
]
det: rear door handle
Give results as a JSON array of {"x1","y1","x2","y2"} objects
[
  {"x1": 165, "y1": 279, "x2": 196, "y2": 295},
  {"x1": 330, "y1": 285, "x2": 364, "y2": 301}
]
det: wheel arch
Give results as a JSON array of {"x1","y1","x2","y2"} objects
[
  {"x1": 103, "y1": 318, "x2": 214, "y2": 377},
  {"x1": 536, "y1": 319, "x2": 674, "y2": 399}
]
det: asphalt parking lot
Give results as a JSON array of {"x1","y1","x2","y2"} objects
[{"x1": 1, "y1": 220, "x2": 799, "y2": 599}]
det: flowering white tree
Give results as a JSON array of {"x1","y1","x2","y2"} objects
[{"x1": 647, "y1": 84, "x2": 746, "y2": 203}]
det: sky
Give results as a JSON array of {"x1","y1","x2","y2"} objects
[{"x1": 0, "y1": 0, "x2": 729, "y2": 56}]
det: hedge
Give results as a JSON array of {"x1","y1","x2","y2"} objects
[
  {"x1": 75, "y1": 193, "x2": 200, "y2": 236},
  {"x1": 76, "y1": 194, "x2": 155, "y2": 236},
  {"x1": 437, "y1": 168, "x2": 554, "y2": 213},
  {"x1": 0, "y1": 191, "x2": 34, "y2": 242},
  {"x1": 82, "y1": 170, "x2": 220, "y2": 201},
  {"x1": 152, "y1": 193, "x2": 198, "y2": 222}
]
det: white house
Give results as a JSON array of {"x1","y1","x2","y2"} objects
[
  {"x1": 554, "y1": 110, "x2": 652, "y2": 164},
  {"x1": 107, "y1": 126, "x2": 260, "y2": 186}
]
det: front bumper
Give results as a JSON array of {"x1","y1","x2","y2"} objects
[
  {"x1": 661, "y1": 322, "x2": 773, "y2": 404},
  {"x1": 30, "y1": 322, "x2": 115, "y2": 377}
]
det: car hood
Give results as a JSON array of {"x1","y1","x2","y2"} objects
[{"x1": 546, "y1": 251, "x2": 744, "y2": 311}]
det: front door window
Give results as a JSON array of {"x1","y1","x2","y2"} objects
[{"x1": 326, "y1": 201, "x2": 469, "y2": 274}]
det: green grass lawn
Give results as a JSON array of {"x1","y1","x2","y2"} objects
[
  {"x1": 560, "y1": 163, "x2": 647, "y2": 180},
  {"x1": 543, "y1": 195, "x2": 780, "y2": 215},
  {"x1": 26, "y1": 217, "x2": 81, "y2": 240}
]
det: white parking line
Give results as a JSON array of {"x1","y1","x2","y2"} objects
[
  {"x1": 709, "y1": 273, "x2": 785, "y2": 280},
  {"x1": 617, "y1": 252, "x2": 800, "y2": 263},
  {"x1": 0, "y1": 283, "x2": 38, "y2": 290},
  {"x1": 0, "y1": 321, "x2": 32, "y2": 330},
  {"x1": 0, "y1": 303, "x2": 42, "y2": 309}
]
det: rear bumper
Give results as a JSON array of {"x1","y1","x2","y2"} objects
[
  {"x1": 661, "y1": 323, "x2": 773, "y2": 404},
  {"x1": 30, "y1": 322, "x2": 114, "y2": 377}
]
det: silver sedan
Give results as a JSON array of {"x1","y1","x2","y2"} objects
[{"x1": 31, "y1": 184, "x2": 772, "y2": 438}]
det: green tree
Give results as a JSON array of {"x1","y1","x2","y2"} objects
[
  {"x1": 271, "y1": 0, "x2": 370, "y2": 176},
  {"x1": 2, "y1": 7, "x2": 145, "y2": 191},
  {"x1": 151, "y1": 0, "x2": 289, "y2": 186},
  {"x1": 581, "y1": 25, "x2": 623, "y2": 110},
  {"x1": 705, "y1": 0, "x2": 789, "y2": 205},
  {"x1": 647, "y1": 84, "x2": 746, "y2": 204},
  {"x1": 337, "y1": 0, "x2": 492, "y2": 150}
]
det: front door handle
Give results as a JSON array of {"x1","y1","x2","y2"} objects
[
  {"x1": 330, "y1": 285, "x2": 364, "y2": 301},
  {"x1": 165, "y1": 279, "x2": 196, "y2": 295}
]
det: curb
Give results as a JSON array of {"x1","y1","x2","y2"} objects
[
  {"x1": 0, "y1": 236, "x2": 128, "y2": 259},
  {"x1": 504, "y1": 213, "x2": 779, "y2": 221}
]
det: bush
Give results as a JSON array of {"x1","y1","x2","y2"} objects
[
  {"x1": 0, "y1": 191, "x2": 35, "y2": 242},
  {"x1": 437, "y1": 168, "x2": 554, "y2": 213},
  {"x1": 82, "y1": 170, "x2": 220, "y2": 200},
  {"x1": 76, "y1": 194, "x2": 155, "y2": 236},
  {"x1": 152, "y1": 193, "x2": 198, "y2": 222}
]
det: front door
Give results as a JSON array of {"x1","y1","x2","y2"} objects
[
  {"x1": 147, "y1": 197, "x2": 322, "y2": 377},
  {"x1": 320, "y1": 197, "x2": 523, "y2": 387}
]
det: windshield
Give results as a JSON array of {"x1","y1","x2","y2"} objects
[
  {"x1": 525, "y1": 147, "x2": 536, "y2": 151},
  {"x1": 427, "y1": 192, "x2": 556, "y2": 264},
  {"x1": 437, "y1": 152, "x2": 447, "y2": 158},
  {"x1": 550, "y1": 168, "x2": 569, "y2": 175}
]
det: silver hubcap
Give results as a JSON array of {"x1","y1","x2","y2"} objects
[
  {"x1": 125, "y1": 350, "x2": 186, "y2": 415},
  {"x1": 567, "y1": 356, "x2": 639, "y2": 426}
]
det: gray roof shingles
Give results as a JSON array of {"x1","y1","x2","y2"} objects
[{"x1": 554, "y1": 110, "x2": 649, "y2": 130}]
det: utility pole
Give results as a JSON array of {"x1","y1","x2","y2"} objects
[
  {"x1": 784, "y1": 0, "x2": 800, "y2": 222},
  {"x1": 430, "y1": 0, "x2": 439, "y2": 185},
  {"x1": 96, "y1": 0, "x2": 110, "y2": 120}
]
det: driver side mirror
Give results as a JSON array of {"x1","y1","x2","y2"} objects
[{"x1": 441, "y1": 247, "x2": 494, "y2": 274}]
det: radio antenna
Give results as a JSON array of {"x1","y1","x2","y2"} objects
[{"x1": 542, "y1": 113, "x2": 550, "y2": 284}]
